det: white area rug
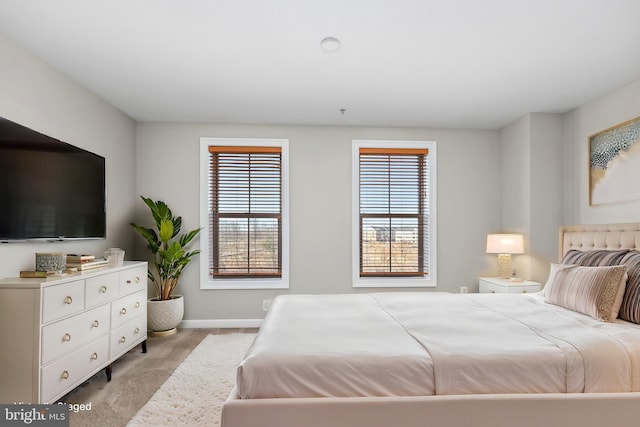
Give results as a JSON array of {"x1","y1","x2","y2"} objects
[{"x1": 127, "y1": 333, "x2": 256, "y2": 427}]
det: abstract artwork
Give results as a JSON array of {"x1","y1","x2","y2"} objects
[{"x1": 589, "y1": 116, "x2": 640, "y2": 205}]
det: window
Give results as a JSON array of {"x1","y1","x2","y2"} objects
[
  {"x1": 200, "y1": 138, "x2": 289, "y2": 289},
  {"x1": 352, "y1": 140, "x2": 436, "y2": 287}
]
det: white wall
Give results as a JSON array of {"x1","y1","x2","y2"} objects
[
  {"x1": 500, "y1": 115, "x2": 531, "y2": 233},
  {"x1": 529, "y1": 114, "x2": 563, "y2": 279},
  {"x1": 0, "y1": 33, "x2": 137, "y2": 278},
  {"x1": 499, "y1": 113, "x2": 563, "y2": 283},
  {"x1": 135, "y1": 123, "x2": 501, "y2": 321},
  {"x1": 562, "y1": 78, "x2": 640, "y2": 225}
]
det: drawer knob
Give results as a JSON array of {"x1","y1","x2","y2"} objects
[
  {"x1": 91, "y1": 352, "x2": 98, "y2": 360},
  {"x1": 491, "y1": 290, "x2": 496, "y2": 293},
  {"x1": 64, "y1": 296, "x2": 73, "y2": 304},
  {"x1": 134, "y1": 327, "x2": 140, "y2": 334},
  {"x1": 120, "y1": 308, "x2": 127, "y2": 315},
  {"x1": 135, "y1": 276, "x2": 140, "y2": 283},
  {"x1": 61, "y1": 370, "x2": 70, "y2": 380},
  {"x1": 135, "y1": 302, "x2": 140, "y2": 308},
  {"x1": 63, "y1": 333, "x2": 71, "y2": 342},
  {"x1": 100, "y1": 286, "x2": 107, "y2": 293},
  {"x1": 126, "y1": 280, "x2": 131, "y2": 284},
  {"x1": 522, "y1": 290, "x2": 527, "y2": 293},
  {"x1": 92, "y1": 320, "x2": 100, "y2": 328},
  {"x1": 120, "y1": 336, "x2": 126, "y2": 344}
]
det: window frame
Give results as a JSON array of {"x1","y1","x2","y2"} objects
[
  {"x1": 200, "y1": 138, "x2": 289, "y2": 290},
  {"x1": 352, "y1": 140, "x2": 437, "y2": 288}
]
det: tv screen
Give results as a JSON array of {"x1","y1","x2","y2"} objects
[{"x1": 0, "y1": 117, "x2": 106, "y2": 241}]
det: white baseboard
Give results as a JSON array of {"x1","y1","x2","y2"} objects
[{"x1": 179, "y1": 319, "x2": 263, "y2": 329}]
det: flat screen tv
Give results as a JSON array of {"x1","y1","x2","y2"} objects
[{"x1": 0, "y1": 117, "x2": 106, "y2": 241}]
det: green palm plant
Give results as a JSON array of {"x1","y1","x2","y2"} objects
[{"x1": 130, "y1": 196, "x2": 201, "y2": 301}]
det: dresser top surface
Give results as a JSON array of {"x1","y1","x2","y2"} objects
[{"x1": 0, "y1": 261, "x2": 146, "y2": 289}]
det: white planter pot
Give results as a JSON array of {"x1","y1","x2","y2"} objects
[{"x1": 147, "y1": 295, "x2": 184, "y2": 336}]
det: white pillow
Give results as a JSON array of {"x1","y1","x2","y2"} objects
[{"x1": 543, "y1": 263, "x2": 628, "y2": 322}]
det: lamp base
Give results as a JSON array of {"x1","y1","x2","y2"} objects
[{"x1": 497, "y1": 254, "x2": 512, "y2": 279}]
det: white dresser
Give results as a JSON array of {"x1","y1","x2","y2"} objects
[
  {"x1": 0, "y1": 261, "x2": 147, "y2": 404},
  {"x1": 479, "y1": 277, "x2": 541, "y2": 294}
]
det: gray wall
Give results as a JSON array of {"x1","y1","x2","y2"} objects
[
  {"x1": 497, "y1": 79, "x2": 640, "y2": 286},
  {"x1": 499, "y1": 113, "x2": 563, "y2": 283},
  {"x1": 0, "y1": 33, "x2": 137, "y2": 277},
  {"x1": 562, "y1": 79, "x2": 640, "y2": 225},
  {"x1": 2, "y1": 28, "x2": 640, "y2": 323},
  {"x1": 135, "y1": 123, "x2": 501, "y2": 320}
]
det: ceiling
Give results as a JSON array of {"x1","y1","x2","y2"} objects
[{"x1": 1, "y1": 0, "x2": 639, "y2": 129}]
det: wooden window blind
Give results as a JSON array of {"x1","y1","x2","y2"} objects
[
  {"x1": 359, "y1": 148, "x2": 429, "y2": 277},
  {"x1": 208, "y1": 146, "x2": 282, "y2": 278}
]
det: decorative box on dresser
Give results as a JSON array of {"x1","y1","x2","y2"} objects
[
  {"x1": 479, "y1": 277, "x2": 542, "y2": 294},
  {"x1": 0, "y1": 261, "x2": 147, "y2": 404}
]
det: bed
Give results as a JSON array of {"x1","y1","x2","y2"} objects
[{"x1": 222, "y1": 223, "x2": 640, "y2": 427}]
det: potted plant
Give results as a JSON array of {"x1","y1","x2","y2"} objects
[{"x1": 131, "y1": 196, "x2": 201, "y2": 336}]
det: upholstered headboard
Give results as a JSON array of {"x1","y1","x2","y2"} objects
[{"x1": 559, "y1": 223, "x2": 640, "y2": 261}]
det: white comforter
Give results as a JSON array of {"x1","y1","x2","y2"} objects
[{"x1": 236, "y1": 293, "x2": 640, "y2": 399}]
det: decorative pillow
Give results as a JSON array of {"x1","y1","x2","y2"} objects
[
  {"x1": 618, "y1": 251, "x2": 640, "y2": 324},
  {"x1": 542, "y1": 263, "x2": 572, "y2": 297},
  {"x1": 544, "y1": 264, "x2": 628, "y2": 322},
  {"x1": 559, "y1": 249, "x2": 640, "y2": 324},
  {"x1": 561, "y1": 249, "x2": 630, "y2": 267}
]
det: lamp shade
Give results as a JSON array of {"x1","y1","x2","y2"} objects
[{"x1": 486, "y1": 234, "x2": 524, "y2": 254}]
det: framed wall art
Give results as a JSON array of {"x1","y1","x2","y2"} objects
[{"x1": 589, "y1": 116, "x2": 640, "y2": 205}]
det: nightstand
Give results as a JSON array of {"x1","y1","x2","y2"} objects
[{"x1": 479, "y1": 277, "x2": 541, "y2": 294}]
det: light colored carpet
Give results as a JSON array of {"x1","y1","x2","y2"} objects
[{"x1": 126, "y1": 333, "x2": 256, "y2": 427}]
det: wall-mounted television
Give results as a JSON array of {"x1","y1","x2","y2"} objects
[{"x1": 0, "y1": 117, "x2": 106, "y2": 242}]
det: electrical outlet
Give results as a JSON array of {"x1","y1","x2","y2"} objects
[
  {"x1": 460, "y1": 286, "x2": 468, "y2": 294},
  {"x1": 262, "y1": 299, "x2": 272, "y2": 312}
]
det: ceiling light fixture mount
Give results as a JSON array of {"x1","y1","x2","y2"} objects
[{"x1": 320, "y1": 37, "x2": 341, "y2": 52}]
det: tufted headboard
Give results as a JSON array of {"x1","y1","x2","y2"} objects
[{"x1": 559, "y1": 223, "x2": 640, "y2": 261}]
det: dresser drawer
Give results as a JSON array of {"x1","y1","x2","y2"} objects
[
  {"x1": 42, "y1": 280, "x2": 85, "y2": 323},
  {"x1": 479, "y1": 281, "x2": 505, "y2": 294},
  {"x1": 111, "y1": 290, "x2": 146, "y2": 329},
  {"x1": 505, "y1": 284, "x2": 540, "y2": 293},
  {"x1": 119, "y1": 266, "x2": 146, "y2": 296},
  {"x1": 41, "y1": 334, "x2": 110, "y2": 403},
  {"x1": 41, "y1": 304, "x2": 110, "y2": 364},
  {"x1": 85, "y1": 272, "x2": 119, "y2": 308},
  {"x1": 110, "y1": 315, "x2": 147, "y2": 359}
]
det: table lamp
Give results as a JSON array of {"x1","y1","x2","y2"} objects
[{"x1": 486, "y1": 234, "x2": 524, "y2": 278}]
